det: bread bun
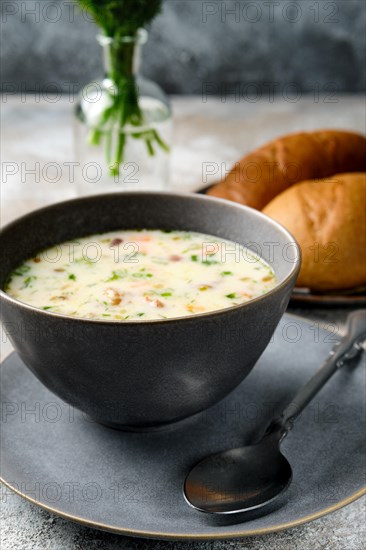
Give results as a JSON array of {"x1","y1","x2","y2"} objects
[
  {"x1": 207, "y1": 130, "x2": 366, "y2": 210},
  {"x1": 262, "y1": 173, "x2": 366, "y2": 291}
]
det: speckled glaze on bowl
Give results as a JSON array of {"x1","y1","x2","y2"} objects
[{"x1": 0, "y1": 193, "x2": 300, "y2": 429}]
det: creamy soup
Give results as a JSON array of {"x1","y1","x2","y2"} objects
[{"x1": 5, "y1": 230, "x2": 276, "y2": 320}]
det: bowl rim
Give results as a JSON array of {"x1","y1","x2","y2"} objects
[{"x1": 0, "y1": 191, "x2": 301, "y2": 325}]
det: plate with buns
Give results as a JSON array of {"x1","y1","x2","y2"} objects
[{"x1": 198, "y1": 129, "x2": 366, "y2": 305}]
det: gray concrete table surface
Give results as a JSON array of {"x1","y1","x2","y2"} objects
[{"x1": 0, "y1": 95, "x2": 365, "y2": 549}]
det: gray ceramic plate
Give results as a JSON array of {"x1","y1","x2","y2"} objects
[
  {"x1": 1, "y1": 314, "x2": 365, "y2": 540},
  {"x1": 290, "y1": 287, "x2": 366, "y2": 306}
]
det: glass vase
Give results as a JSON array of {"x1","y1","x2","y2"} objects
[{"x1": 74, "y1": 29, "x2": 172, "y2": 195}]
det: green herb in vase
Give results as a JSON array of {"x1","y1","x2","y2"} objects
[{"x1": 75, "y1": 0, "x2": 171, "y2": 189}]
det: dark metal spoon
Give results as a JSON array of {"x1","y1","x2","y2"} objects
[{"x1": 184, "y1": 310, "x2": 366, "y2": 514}]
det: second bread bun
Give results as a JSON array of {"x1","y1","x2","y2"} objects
[
  {"x1": 207, "y1": 130, "x2": 366, "y2": 210},
  {"x1": 262, "y1": 173, "x2": 366, "y2": 291}
]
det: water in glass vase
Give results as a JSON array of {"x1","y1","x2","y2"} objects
[{"x1": 74, "y1": 30, "x2": 172, "y2": 195}]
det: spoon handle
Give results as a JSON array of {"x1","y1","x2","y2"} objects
[{"x1": 268, "y1": 310, "x2": 366, "y2": 440}]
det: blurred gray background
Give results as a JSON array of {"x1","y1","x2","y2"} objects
[{"x1": 1, "y1": 0, "x2": 365, "y2": 94}]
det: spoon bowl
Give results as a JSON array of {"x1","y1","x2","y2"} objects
[{"x1": 184, "y1": 436, "x2": 292, "y2": 514}]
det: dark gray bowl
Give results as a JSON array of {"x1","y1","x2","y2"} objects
[{"x1": 0, "y1": 193, "x2": 300, "y2": 429}]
